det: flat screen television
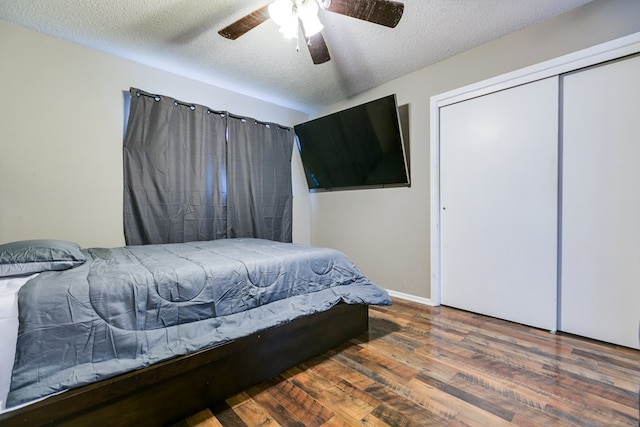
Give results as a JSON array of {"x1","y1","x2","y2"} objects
[{"x1": 294, "y1": 94, "x2": 410, "y2": 192}]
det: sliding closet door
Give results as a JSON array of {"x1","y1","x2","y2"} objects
[
  {"x1": 440, "y1": 77, "x2": 559, "y2": 331},
  {"x1": 561, "y1": 55, "x2": 640, "y2": 349}
]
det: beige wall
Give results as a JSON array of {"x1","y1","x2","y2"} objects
[
  {"x1": 308, "y1": 0, "x2": 640, "y2": 300},
  {"x1": 3, "y1": 0, "x2": 640, "y2": 301},
  {"x1": 0, "y1": 21, "x2": 310, "y2": 248}
]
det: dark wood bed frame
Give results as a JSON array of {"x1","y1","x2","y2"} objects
[{"x1": 0, "y1": 303, "x2": 368, "y2": 427}]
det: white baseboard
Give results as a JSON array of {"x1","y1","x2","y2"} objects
[{"x1": 386, "y1": 289, "x2": 435, "y2": 306}]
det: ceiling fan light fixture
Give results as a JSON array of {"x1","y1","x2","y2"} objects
[
  {"x1": 269, "y1": 0, "x2": 298, "y2": 38},
  {"x1": 298, "y1": 0, "x2": 323, "y2": 37},
  {"x1": 279, "y1": 17, "x2": 299, "y2": 39},
  {"x1": 300, "y1": 14, "x2": 323, "y2": 37},
  {"x1": 269, "y1": 0, "x2": 323, "y2": 39},
  {"x1": 268, "y1": 0, "x2": 294, "y2": 27}
]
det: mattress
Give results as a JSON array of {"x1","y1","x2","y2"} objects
[
  {"x1": 6, "y1": 238, "x2": 391, "y2": 407},
  {"x1": 0, "y1": 274, "x2": 37, "y2": 412}
]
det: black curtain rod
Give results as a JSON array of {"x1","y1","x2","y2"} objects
[
  {"x1": 254, "y1": 119, "x2": 293, "y2": 131},
  {"x1": 174, "y1": 100, "x2": 196, "y2": 110},
  {"x1": 135, "y1": 90, "x2": 160, "y2": 102},
  {"x1": 133, "y1": 88, "x2": 292, "y2": 131},
  {"x1": 207, "y1": 109, "x2": 226, "y2": 117}
]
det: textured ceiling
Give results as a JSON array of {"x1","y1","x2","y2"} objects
[{"x1": 0, "y1": 0, "x2": 591, "y2": 113}]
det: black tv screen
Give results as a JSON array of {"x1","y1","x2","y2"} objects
[{"x1": 294, "y1": 94, "x2": 410, "y2": 191}]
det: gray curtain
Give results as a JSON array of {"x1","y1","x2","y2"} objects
[
  {"x1": 123, "y1": 88, "x2": 293, "y2": 245},
  {"x1": 226, "y1": 115, "x2": 294, "y2": 242}
]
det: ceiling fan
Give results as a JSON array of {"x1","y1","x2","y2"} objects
[{"x1": 218, "y1": 0, "x2": 404, "y2": 65}]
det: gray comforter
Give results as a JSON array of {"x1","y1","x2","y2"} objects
[{"x1": 8, "y1": 238, "x2": 391, "y2": 407}]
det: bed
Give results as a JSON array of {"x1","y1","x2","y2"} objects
[{"x1": 0, "y1": 238, "x2": 391, "y2": 426}]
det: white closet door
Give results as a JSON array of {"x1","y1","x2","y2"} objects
[
  {"x1": 440, "y1": 77, "x2": 559, "y2": 331},
  {"x1": 561, "y1": 55, "x2": 640, "y2": 349}
]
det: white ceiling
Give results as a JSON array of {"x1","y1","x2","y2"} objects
[{"x1": 0, "y1": 0, "x2": 592, "y2": 113}]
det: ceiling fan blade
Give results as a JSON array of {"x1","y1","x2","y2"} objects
[
  {"x1": 306, "y1": 32, "x2": 331, "y2": 64},
  {"x1": 218, "y1": 5, "x2": 270, "y2": 40},
  {"x1": 325, "y1": 0, "x2": 404, "y2": 28}
]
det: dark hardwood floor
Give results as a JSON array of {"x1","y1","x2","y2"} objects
[{"x1": 174, "y1": 298, "x2": 640, "y2": 426}]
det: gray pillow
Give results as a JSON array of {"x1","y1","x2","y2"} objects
[{"x1": 0, "y1": 239, "x2": 87, "y2": 277}]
